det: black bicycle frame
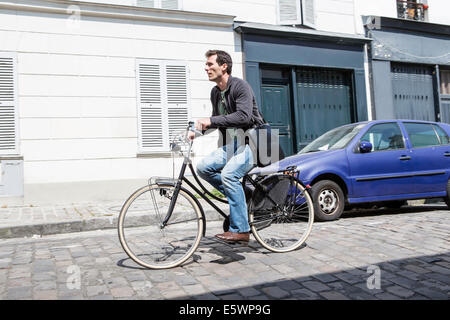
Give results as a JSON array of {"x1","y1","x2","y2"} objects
[
  {"x1": 160, "y1": 157, "x2": 291, "y2": 229},
  {"x1": 161, "y1": 157, "x2": 230, "y2": 228}
]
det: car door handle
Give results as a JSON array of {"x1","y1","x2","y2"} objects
[
  {"x1": 444, "y1": 152, "x2": 450, "y2": 157},
  {"x1": 399, "y1": 156, "x2": 411, "y2": 160}
]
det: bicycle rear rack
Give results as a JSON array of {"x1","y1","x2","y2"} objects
[{"x1": 282, "y1": 165, "x2": 299, "y2": 179}]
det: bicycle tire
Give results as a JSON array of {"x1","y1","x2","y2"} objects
[
  {"x1": 118, "y1": 183, "x2": 203, "y2": 269},
  {"x1": 249, "y1": 174, "x2": 314, "y2": 253}
]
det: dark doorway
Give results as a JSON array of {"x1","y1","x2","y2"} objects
[{"x1": 261, "y1": 67, "x2": 295, "y2": 156}]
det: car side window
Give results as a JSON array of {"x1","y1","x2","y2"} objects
[
  {"x1": 433, "y1": 125, "x2": 450, "y2": 145},
  {"x1": 404, "y1": 123, "x2": 440, "y2": 148},
  {"x1": 360, "y1": 123, "x2": 405, "y2": 152}
]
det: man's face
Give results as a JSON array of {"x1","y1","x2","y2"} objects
[{"x1": 205, "y1": 54, "x2": 227, "y2": 82}]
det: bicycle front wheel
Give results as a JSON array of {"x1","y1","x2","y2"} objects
[
  {"x1": 118, "y1": 183, "x2": 203, "y2": 269},
  {"x1": 249, "y1": 174, "x2": 314, "y2": 253}
]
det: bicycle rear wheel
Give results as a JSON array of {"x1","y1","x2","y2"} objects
[
  {"x1": 118, "y1": 183, "x2": 203, "y2": 269},
  {"x1": 249, "y1": 174, "x2": 314, "y2": 252}
]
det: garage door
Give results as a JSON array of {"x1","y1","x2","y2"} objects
[
  {"x1": 440, "y1": 69, "x2": 450, "y2": 124},
  {"x1": 295, "y1": 68, "x2": 354, "y2": 150},
  {"x1": 391, "y1": 63, "x2": 436, "y2": 121}
]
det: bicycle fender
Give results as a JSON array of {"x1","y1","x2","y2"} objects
[{"x1": 151, "y1": 177, "x2": 178, "y2": 186}]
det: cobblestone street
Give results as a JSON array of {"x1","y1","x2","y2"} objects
[{"x1": 0, "y1": 205, "x2": 448, "y2": 300}]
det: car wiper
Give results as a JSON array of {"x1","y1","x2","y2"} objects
[{"x1": 301, "y1": 150, "x2": 320, "y2": 154}]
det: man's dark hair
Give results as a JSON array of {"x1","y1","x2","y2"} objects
[{"x1": 205, "y1": 50, "x2": 232, "y2": 75}]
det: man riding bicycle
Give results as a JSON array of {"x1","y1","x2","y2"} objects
[{"x1": 188, "y1": 50, "x2": 265, "y2": 243}]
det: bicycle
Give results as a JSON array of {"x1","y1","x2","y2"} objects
[{"x1": 118, "y1": 123, "x2": 314, "y2": 269}]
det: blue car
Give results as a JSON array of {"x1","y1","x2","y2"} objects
[{"x1": 274, "y1": 120, "x2": 450, "y2": 221}]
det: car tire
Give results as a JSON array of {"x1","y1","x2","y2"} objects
[
  {"x1": 311, "y1": 180, "x2": 345, "y2": 221},
  {"x1": 445, "y1": 180, "x2": 450, "y2": 209}
]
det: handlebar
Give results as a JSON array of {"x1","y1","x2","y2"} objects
[
  {"x1": 188, "y1": 121, "x2": 204, "y2": 137},
  {"x1": 169, "y1": 121, "x2": 203, "y2": 155}
]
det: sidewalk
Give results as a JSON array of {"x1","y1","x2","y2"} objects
[
  {"x1": 0, "y1": 197, "x2": 442, "y2": 240},
  {"x1": 0, "y1": 198, "x2": 229, "y2": 239}
]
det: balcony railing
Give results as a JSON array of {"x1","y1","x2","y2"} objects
[{"x1": 397, "y1": 0, "x2": 425, "y2": 21}]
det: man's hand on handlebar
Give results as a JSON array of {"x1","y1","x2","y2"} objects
[
  {"x1": 188, "y1": 118, "x2": 210, "y2": 141},
  {"x1": 196, "y1": 118, "x2": 211, "y2": 131}
]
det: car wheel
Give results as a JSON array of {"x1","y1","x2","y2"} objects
[{"x1": 311, "y1": 180, "x2": 345, "y2": 221}]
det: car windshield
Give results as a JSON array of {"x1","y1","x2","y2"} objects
[{"x1": 299, "y1": 123, "x2": 366, "y2": 154}]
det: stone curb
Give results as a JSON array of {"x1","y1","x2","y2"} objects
[{"x1": 0, "y1": 208, "x2": 227, "y2": 239}]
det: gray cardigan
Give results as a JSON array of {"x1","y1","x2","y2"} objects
[{"x1": 208, "y1": 76, "x2": 265, "y2": 146}]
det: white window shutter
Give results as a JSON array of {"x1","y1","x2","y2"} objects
[
  {"x1": 136, "y1": 0, "x2": 155, "y2": 8},
  {"x1": 137, "y1": 60, "x2": 190, "y2": 152},
  {"x1": 278, "y1": 0, "x2": 302, "y2": 25},
  {"x1": 301, "y1": 0, "x2": 316, "y2": 28},
  {"x1": 0, "y1": 54, "x2": 18, "y2": 155},
  {"x1": 166, "y1": 64, "x2": 189, "y2": 142},
  {"x1": 137, "y1": 62, "x2": 166, "y2": 151},
  {"x1": 135, "y1": 0, "x2": 179, "y2": 9},
  {"x1": 161, "y1": 0, "x2": 179, "y2": 10}
]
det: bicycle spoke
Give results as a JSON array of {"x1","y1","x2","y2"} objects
[
  {"x1": 118, "y1": 184, "x2": 203, "y2": 269},
  {"x1": 249, "y1": 175, "x2": 314, "y2": 252},
  {"x1": 252, "y1": 215, "x2": 276, "y2": 223},
  {"x1": 164, "y1": 217, "x2": 203, "y2": 227}
]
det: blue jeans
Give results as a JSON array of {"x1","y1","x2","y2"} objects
[{"x1": 196, "y1": 141, "x2": 255, "y2": 233}]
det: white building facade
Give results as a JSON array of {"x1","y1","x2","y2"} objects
[{"x1": 0, "y1": 0, "x2": 448, "y2": 204}]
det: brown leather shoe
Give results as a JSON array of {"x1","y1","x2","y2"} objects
[{"x1": 215, "y1": 231, "x2": 250, "y2": 243}]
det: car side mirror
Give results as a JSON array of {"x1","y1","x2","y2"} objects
[{"x1": 359, "y1": 141, "x2": 373, "y2": 153}]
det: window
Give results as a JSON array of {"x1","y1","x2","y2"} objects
[
  {"x1": 360, "y1": 123, "x2": 405, "y2": 152},
  {"x1": 440, "y1": 70, "x2": 450, "y2": 95},
  {"x1": 136, "y1": 59, "x2": 190, "y2": 152},
  {"x1": 278, "y1": 0, "x2": 315, "y2": 28},
  {"x1": 299, "y1": 124, "x2": 365, "y2": 154},
  {"x1": 404, "y1": 122, "x2": 440, "y2": 148},
  {"x1": 397, "y1": 0, "x2": 426, "y2": 21},
  {"x1": 0, "y1": 54, "x2": 19, "y2": 155},
  {"x1": 135, "y1": 0, "x2": 179, "y2": 10},
  {"x1": 433, "y1": 125, "x2": 450, "y2": 145}
]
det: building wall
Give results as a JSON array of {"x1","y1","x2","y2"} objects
[
  {"x1": 86, "y1": 0, "x2": 278, "y2": 24},
  {"x1": 69, "y1": 1, "x2": 450, "y2": 35},
  {"x1": 314, "y1": 0, "x2": 358, "y2": 34},
  {"x1": 0, "y1": 2, "x2": 237, "y2": 203},
  {"x1": 187, "y1": 0, "x2": 362, "y2": 35},
  {"x1": 91, "y1": 0, "x2": 364, "y2": 34},
  {"x1": 426, "y1": 0, "x2": 450, "y2": 25},
  {"x1": 354, "y1": 0, "x2": 397, "y2": 34},
  {"x1": 184, "y1": 0, "x2": 277, "y2": 24}
]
